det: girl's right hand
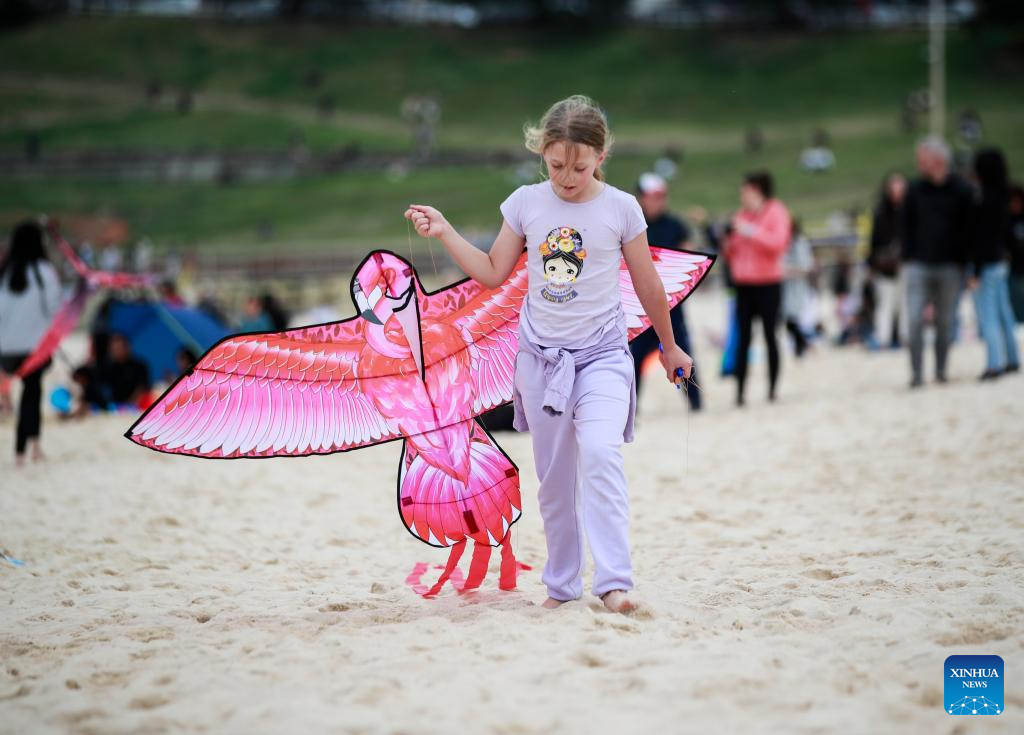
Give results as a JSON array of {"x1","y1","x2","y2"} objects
[{"x1": 405, "y1": 204, "x2": 450, "y2": 239}]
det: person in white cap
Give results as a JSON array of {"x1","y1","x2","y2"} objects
[{"x1": 631, "y1": 172, "x2": 702, "y2": 411}]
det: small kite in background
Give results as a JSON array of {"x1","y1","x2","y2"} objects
[
  {"x1": 9, "y1": 226, "x2": 156, "y2": 381},
  {"x1": 126, "y1": 247, "x2": 715, "y2": 596}
]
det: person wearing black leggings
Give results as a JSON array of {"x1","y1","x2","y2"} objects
[
  {"x1": 735, "y1": 283, "x2": 782, "y2": 404},
  {"x1": 0, "y1": 355, "x2": 50, "y2": 456},
  {"x1": 724, "y1": 172, "x2": 792, "y2": 406},
  {"x1": 0, "y1": 222, "x2": 63, "y2": 465}
]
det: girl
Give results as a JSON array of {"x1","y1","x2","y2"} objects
[
  {"x1": 0, "y1": 221, "x2": 63, "y2": 466},
  {"x1": 404, "y1": 95, "x2": 692, "y2": 614}
]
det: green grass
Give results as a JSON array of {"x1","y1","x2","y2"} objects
[
  {"x1": 0, "y1": 108, "x2": 407, "y2": 153},
  {"x1": 2, "y1": 20, "x2": 1021, "y2": 125},
  {"x1": 0, "y1": 18, "x2": 1021, "y2": 250}
]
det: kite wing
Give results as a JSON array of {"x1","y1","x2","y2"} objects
[
  {"x1": 126, "y1": 320, "x2": 415, "y2": 457},
  {"x1": 620, "y1": 247, "x2": 716, "y2": 341},
  {"x1": 420, "y1": 251, "x2": 528, "y2": 417}
]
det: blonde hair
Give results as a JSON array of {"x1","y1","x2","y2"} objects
[{"x1": 524, "y1": 95, "x2": 613, "y2": 182}]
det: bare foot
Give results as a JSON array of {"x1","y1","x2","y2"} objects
[
  {"x1": 541, "y1": 597, "x2": 566, "y2": 609},
  {"x1": 14, "y1": 454, "x2": 25, "y2": 469},
  {"x1": 30, "y1": 445, "x2": 45, "y2": 463},
  {"x1": 601, "y1": 590, "x2": 636, "y2": 615}
]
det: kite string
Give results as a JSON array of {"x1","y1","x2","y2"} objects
[
  {"x1": 685, "y1": 377, "x2": 695, "y2": 489},
  {"x1": 682, "y1": 374, "x2": 705, "y2": 489},
  {"x1": 405, "y1": 217, "x2": 416, "y2": 265},
  {"x1": 147, "y1": 288, "x2": 205, "y2": 356},
  {"x1": 405, "y1": 216, "x2": 438, "y2": 282},
  {"x1": 425, "y1": 230, "x2": 438, "y2": 280}
]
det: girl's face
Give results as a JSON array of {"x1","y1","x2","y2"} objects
[
  {"x1": 544, "y1": 255, "x2": 579, "y2": 286},
  {"x1": 544, "y1": 142, "x2": 605, "y2": 201}
]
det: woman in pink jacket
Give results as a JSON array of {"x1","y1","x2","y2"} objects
[{"x1": 724, "y1": 171, "x2": 792, "y2": 406}]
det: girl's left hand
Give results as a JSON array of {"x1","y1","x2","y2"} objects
[{"x1": 659, "y1": 343, "x2": 693, "y2": 385}]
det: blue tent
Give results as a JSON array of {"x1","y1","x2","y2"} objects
[{"x1": 104, "y1": 300, "x2": 231, "y2": 383}]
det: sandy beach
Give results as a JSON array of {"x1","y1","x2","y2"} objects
[{"x1": 2, "y1": 290, "x2": 1022, "y2": 735}]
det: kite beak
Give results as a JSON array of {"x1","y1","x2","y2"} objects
[
  {"x1": 353, "y1": 252, "x2": 416, "y2": 327},
  {"x1": 353, "y1": 282, "x2": 386, "y2": 325}
]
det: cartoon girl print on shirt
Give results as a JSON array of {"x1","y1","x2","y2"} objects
[{"x1": 539, "y1": 226, "x2": 587, "y2": 303}]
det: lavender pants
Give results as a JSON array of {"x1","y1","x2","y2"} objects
[{"x1": 514, "y1": 347, "x2": 635, "y2": 601}]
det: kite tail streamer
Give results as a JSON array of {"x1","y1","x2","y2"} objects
[
  {"x1": 15, "y1": 281, "x2": 92, "y2": 379},
  {"x1": 419, "y1": 540, "x2": 468, "y2": 598},
  {"x1": 407, "y1": 529, "x2": 527, "y2": 598},
  {"x1": 460, "y1": 540, "x2": 492, "y2": 592},
  {"x1": 498, "y1": 530, "x2": 525, "y2": 591}
]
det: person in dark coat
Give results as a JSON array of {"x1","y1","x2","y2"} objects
[
  {"x1": 629, "y1": 173, "x2": 702, "y2": 411},
  {"x1": 900, "y1": 137, "x2": 974, "y2": 387}
]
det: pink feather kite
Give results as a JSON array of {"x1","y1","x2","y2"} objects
[{"x1": 126, "y1": 247, "x2": 715, "y2": 595}]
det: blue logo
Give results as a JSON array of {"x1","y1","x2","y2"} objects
[{"x1": 945, "y1": 655, "x2": 1003, "y2": 715}]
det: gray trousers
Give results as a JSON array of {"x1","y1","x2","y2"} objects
[{"x1": 904, "y1": 262, "x2": 963, "y2": 381}]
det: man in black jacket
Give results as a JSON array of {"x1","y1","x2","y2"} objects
[
  {"x1": 630, "y1": 173, "x2": 702, "y2": 411},
  {"x1": 901, "y1": 137, "x2": 974, "y2": 387}
]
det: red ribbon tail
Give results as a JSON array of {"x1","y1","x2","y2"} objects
[
  {"x1": 499, "y1": 529, "x2": 519, "y2": 591},
  {"x1": 422, "y1": 539, "x2": 467, "y2": 598},
  {"x1": 459, "y1": 540, "x2": 492, "y2": 593}
]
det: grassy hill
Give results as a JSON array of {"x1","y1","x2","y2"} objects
[{"x1": 0, "y1": 18, "x2": 1021, "y2": 251}]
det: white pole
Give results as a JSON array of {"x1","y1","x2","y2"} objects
[{"x1": 929, "y1": 0, "x2": 946, "y2": 136}]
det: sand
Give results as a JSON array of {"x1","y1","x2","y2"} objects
[{"x1": 1, "y1": 290, "x2": 1022, "y2": 735}]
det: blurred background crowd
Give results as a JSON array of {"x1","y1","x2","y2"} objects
[{"x1": 0, "y1": 0, "x2": 1021, "y2": 460}]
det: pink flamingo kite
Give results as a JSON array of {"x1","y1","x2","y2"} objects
[{"x1": 126, "y1": 247, "x2": 715, "y2": 594}]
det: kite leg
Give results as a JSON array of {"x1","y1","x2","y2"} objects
[
  {"x1": 420, "y1": 539, "x2": 467, "y2": 598},
  {"x1": 399, "y1": 420, "x2": 522, "y2": 548},
  {"x1": 498, "y1": 530, "x2": 519, "y2": 591},
  {"x1": 458, "y1": 541, "x2": 492, "y2": 593}
]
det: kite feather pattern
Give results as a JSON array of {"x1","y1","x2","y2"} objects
[{"x1": 125, "y1": 246, "x2": 715, "y2": 592}]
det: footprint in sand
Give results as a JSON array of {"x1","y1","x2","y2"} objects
[
  {"x1": 801, "y1": 568, "x2": 851, "y2": 581},
  {"x1": 89, "y1": 671, "x2": 130, "y2": 688},
  {"x1": 934, "y1": 622, "x2": 1010, "y2": 646},
  {"x1": 585, "y1": 599, "x2": 654, "y2": 620},
  {"x1": 914, "y1": 686, "x2": 943, "y2": 707},
  {"x1": 574, "y1": 651, "x2": 607, "y2": 668},
  {"x1": 59, "y1": 708, "x2": 108, "y2": 725},
  {"x1": 129, "y1": 694, "x2": 171, "y2": 710},
  {"x1": 0, "y1": 684, "x2": 31, "y2": 701},
  {"x1": 127, "y1": 627, "x2": 175, "y2": 643}
]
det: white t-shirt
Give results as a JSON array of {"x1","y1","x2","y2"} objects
[
  {"x1": 0, "y1": 261, "x2": 62, "y2": 357},
  {"x1": 500, "y1": 180, "x2": 647, "y2": 349}
]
